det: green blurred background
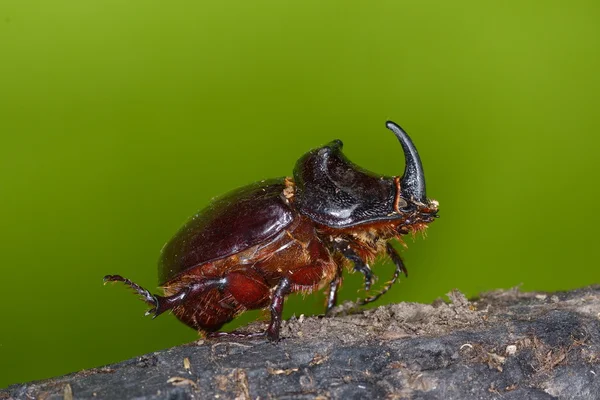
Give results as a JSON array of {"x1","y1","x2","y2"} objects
[{"x1": 1, "y1": 0, "x2": 599, "y2": 388}]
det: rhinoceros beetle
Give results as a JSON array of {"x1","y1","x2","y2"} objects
[{"x1": 104, "y1": 121, "x2": 438, "y2": 341}]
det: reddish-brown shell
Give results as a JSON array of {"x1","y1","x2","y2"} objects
[{"x1": 158, "y1": 178, "x2": 294, "y2": 285}]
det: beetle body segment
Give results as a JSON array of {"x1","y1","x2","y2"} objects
[
  {"x1": 293, "y1": 139, "x2": 398, "y2": 228},
  {"x1": 158, "y1": 179, "x2": 294, "y2": 284},
  {"x1": 163, "y1": 208, "x2": 339, "y2": 333},
  {"x1": 104, "y1": 121, "x2": 439, "y2": 341}
]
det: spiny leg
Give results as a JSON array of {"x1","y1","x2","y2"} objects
[
  {"x1": 103, "y1": 274, "x2": 156, "y2": 308},
  {"x1": 325, "y1": 263, "x2": 343, "y2": 315},
  {"x1": 266, "y1": 277, "x2": 291, "y2": 341},
  {"x1": 358, "y1": 243, "x2": 408, "y2": 306},
  {"x1": 333, "y1": 240, "x2": 373, "y2": 291},
  {"x1": 103, "y1": 274, "x2": 225, "y2": 318},
  {"x1": 206, "y1": 277, "x2": 292, "y2": 341}
]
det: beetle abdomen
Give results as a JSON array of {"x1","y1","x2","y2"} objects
[{"x1": 163, "y1": 215, "x2": 337, "y2": 332}]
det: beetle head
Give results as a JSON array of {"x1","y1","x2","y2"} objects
[{"x1": 293, "y1": 121, "x2": 438, "y2": 228}]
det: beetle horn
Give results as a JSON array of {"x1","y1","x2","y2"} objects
[{"x1": 385, "y1": 121, "x2": 426, "y2": 202}]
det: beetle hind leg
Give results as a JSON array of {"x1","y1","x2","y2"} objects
[
  {"x1": 103, "y1": 274, "x2": 225, "y2": 319},
  {"x1": 103, "y1": 275, "x2": 159, "y2": 312}
]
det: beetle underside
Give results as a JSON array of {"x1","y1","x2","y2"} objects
[{"x1": 104, "y1": 121, "x2": 439, "y2": 341}]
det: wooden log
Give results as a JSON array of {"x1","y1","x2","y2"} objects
[{"x1": 3, "y1": 286, "x2": 600, "y2": 399}]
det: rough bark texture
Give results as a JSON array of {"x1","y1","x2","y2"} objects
[{"x1": 3, "y1": 286, "x2": 600, "y2": 400}]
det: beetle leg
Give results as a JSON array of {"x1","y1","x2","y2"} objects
[
  {"x1": 333, "y1": 241, "x2": 373, "y2": 291},
  {"x1": 325, "y1": 264, "x2": 343, "y2": 315},
  {"x1": 358, "y1": 243, "x2": 408, "y2": 305},
  {"x1": 266, "y1": 277, "x2": 291, "y2": 341},
  {"x1": 104, "y1": 274, "x2": 156, "y2": 306},
  {"x1": 103, "y1": 274, "x2": 225, "y2": 318},
  {"x1": 152, "y1": 279, "x2": 227, "y2": 317}
]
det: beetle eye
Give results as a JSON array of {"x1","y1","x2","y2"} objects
[{"x1": 403, "y1": 201, "x2": 421, "y2": 213}]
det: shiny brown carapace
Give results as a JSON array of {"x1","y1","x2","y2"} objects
[{"x1": 104, "y1": 121, "x2": 438, "y2": 341}]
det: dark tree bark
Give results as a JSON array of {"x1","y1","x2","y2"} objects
[{"x1": 3, "y1": 286, "x2": 600, "y2": 400}]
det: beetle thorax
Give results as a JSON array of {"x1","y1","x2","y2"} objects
[
  {"x1": 281, "y1": 177, "x2": 295, "y2": 202},
  {"x1": 318, "y1": 211, "x2": 434, "y2": 269}
]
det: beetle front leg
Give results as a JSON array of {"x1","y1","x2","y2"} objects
[
  {"x1": 358, "y1": 243, "x2": 408, "y2": 305},
  {"x1": 266, "y1": 277, "x2": 291, "y2": 341},
  {"x1": 333, "y1": 240, "x2": 373, "y2": 291}
]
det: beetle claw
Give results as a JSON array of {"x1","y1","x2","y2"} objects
[{"x1": 145, "y1": 308, "x2": 156, "y2": 317}]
